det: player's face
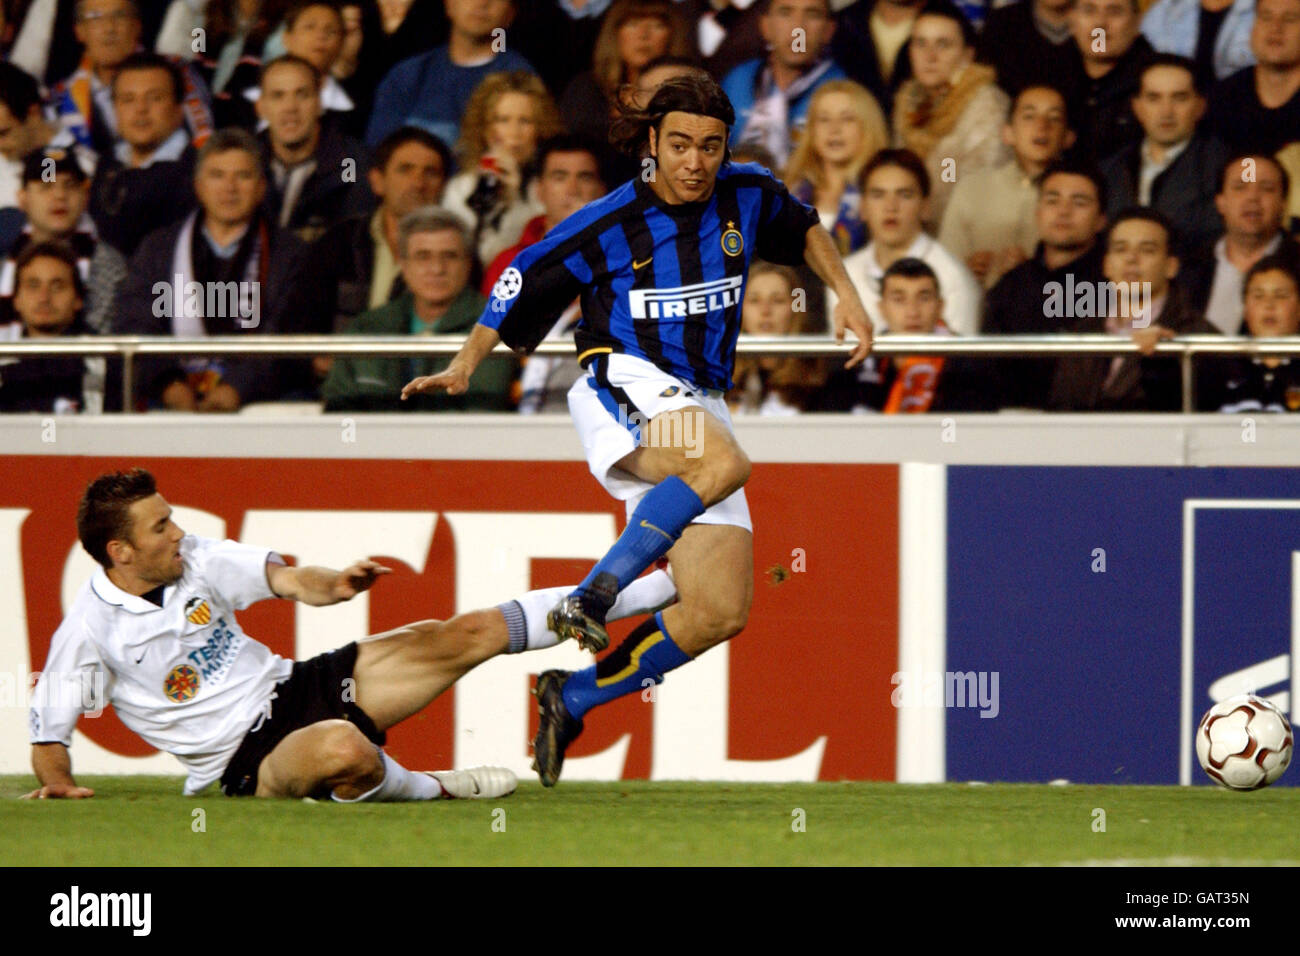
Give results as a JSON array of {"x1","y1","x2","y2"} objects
[
  {"x1": 18, "y1": 175, "x2": 89, "y2": 240},
  {"x1": 1132, "y1": 66, "x2": 1203, "y2": 147},
  {"x1": 14, "y1": 255, "x2": 82, "y2": 335},
  {"x1": 1243, "y1": 269, "x2": 1300, "y2": 336},
  {"x1": 741, "y1": 272, "x2": 796, "y2": 335},
  {"x1": 370, "y1": 142, "x2": 446, "y2": 214},
  {"x1": 284, "y1": 5, "x2": 344, "y2": 72},
  {"x1": 809, "y1": 92, "x2": 864, "y2": 167},
  {"x1": 908, "y1": 14, "x2": 971, "y2": 90},
  {"x1": 401, "y1": 228, "x2": 470, "y2": 307},
  {"x1": 862, "y1": 165, "x2": 925, "y2": 248},
  {"x1": 487, "y1": 91, "x2": 539, "y2": 166},
  {"x1": 1004, "y1": 87, "x2": 1072, "y2": 168},
  {"x1": 113, "y1": 67, "x2": 184, "y2": 153},
  {"x1": 258, "y1": 62, "x2": 322, "y2": 149},
  {"x1": 1253, "y1": 0, "x2": 1300, "y2": 69},
  {"x1": 649, "y1": 112, "x2": 727, "y2": 205},
  {"x1": 880, "y1": 274, "x2": 943, "y2": 333},
  {"x1": 1215, "y1": 159, "x2": 1287, "y2": 240},
  {"x1": 1036, "y1": 173, "x2": 1106, "y2": 250},
  {"x1": 116, "y1": 494, "x2": 186, "y2": 585},
  {"x1": 762, "y1": 0, "x2": 834, "y2": 70},
  {"x1": 194, "y1": 149, "x2": 265, "y2": 228},
  {"x1": 1103, "y1": 218, "x2": 1177, "y2": 297},
  {"x1": 538, "y1": 151, "x2": 603, "y2": 225}
]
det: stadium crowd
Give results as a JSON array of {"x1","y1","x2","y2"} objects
[{"x1": 0, "y1": 0, "x2": 1298, "y2": 415}]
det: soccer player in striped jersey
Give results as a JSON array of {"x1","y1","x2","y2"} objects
[{"x1": 403, "y1": 73, "x2": 873, "y2": 787}]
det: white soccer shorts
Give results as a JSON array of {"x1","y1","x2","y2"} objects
[{"x1": 567, "y1": 351, "x2": 752, "y2": 532}]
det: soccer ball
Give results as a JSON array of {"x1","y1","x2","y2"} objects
[{"x1": 1195, "y1": 694, "x2": 1293, "y2": 790}]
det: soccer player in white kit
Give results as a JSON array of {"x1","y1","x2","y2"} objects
[{"x1": 25, "y1": 469, "x2": 679, "y2": 801}]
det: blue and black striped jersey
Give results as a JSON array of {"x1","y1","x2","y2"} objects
[{"x1": 478, "y1": 161, "x2": 820, "y2": 391}]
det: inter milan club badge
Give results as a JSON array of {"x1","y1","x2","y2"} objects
[
  {"x1": 164, "y1": 664, "x2": 200, "y2": 702},
  {"x1": 184, "y1": 597, "x2": 211, "y2": 625},
  {"x1": 721, "y1": 221, "x2": 743, "y2": 257}
]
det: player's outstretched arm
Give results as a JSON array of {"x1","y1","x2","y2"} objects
[
  {"x1": 401, "y1": 324, "x2": 502, "y2": 400},
  {"x1": 802, "y1": 224, "x2": 873, "y2": 369},
  {"x1": 268, "y1": 560, "x2": 393, "y2": 607},
  {"x1": 23, "y1": 743, "x2": 94, "y2": 799}
]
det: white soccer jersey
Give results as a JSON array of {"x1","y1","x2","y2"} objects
[{"x1": 29, "y1": 535, "x2": 294, "y2": 794}]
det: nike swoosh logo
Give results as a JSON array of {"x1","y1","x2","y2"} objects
[
  {"x1": 632, "y1": 257, "x2": 653, "y2": 271},
  {"x1": 472, "y1": 778, "x2": 480, "y2": 795},
  {"x1": 640, "y1": 519, "x2": 673, "y2": 540},
  {"x1": 134, "y1": 654, "x2": 145, "y2": 664}
]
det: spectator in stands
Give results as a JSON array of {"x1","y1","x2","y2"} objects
[
  {"x1": 508, "y1": 0, "x2": 615, "y2": 98},
  {"x1": 783, "y1": 78, "x2": 890, "y2": 255},
  {"x1": 1205, "y1": 0, "x2": 1300, "y2": 154},
  {"x1": 0, "y1": 240, "x2": 119, "y2": 412},
  {"x1": 275, "y1": 0, "x2": 353, "y2": 118},
  {"x1": 442, "y1": 71, "x2": 562, "y2": 267},
  {"x1": 111, "y1": 128, "x2": 324, "y2": 410},
  {"x1": 482, "y1": 135, "x2": 607, "y2": 414},
  {"x1": 365, "y1": 0, "x2": 533, "y2": 149},
  {"x1": 314, "y1": 125, "x2": 449, "y2": 334},
  {"x1": 940, "y1": 85, "x2": 1074, "y2": 290},
  {"x1": 1141, "y1": 0, "x2": 1256, "y2": 84},
  {"x1": 560, "y1": 0, "x2": 690, "y2": 177},
  {"x1": 625, "y1": 55, "x2": 709, "y2": 111},
  {"x1": 188, "y1": 0, "x2": 289, "y2": 104},
  {"x1": 1278, "y1": 140, "x2": 1300, "y2": 230},
  {"x1": 255, "y1": 54, "x2": 369, "y2": 242},
  {"x1": 11, "y1": 0, "x2": 94, "y2": 86},
  {"x1": 1219, "y1": 253, "x2": 1300, "y2": 410},
  {"x1": 727, "y1": 261, "x2": 827, "y2": 415},
  {"x1": 88, "y1": 53, "x2": 198, "y2": 258},
  {"x1": 1049, "y1": 207, "x2": 1222, "y2": 410},
  {"x1": 351, "y1": 0, "x2": 447, "y2": 125},
  {"x1": 1099, "y1": 54, "x2": 1227, "y2": 257},
  {"x1": 323, "y1": 205, "x2": 515, "y2": 410},
  {"x1": 1058, "y1": 0, "x2": 1156, "y2": 164},
  {"x1": 330, "y1": 2, "x2": 366, "y2": 132},
  {"x1": 0, "y1": 63, "x2": 58, "y2": 210},
  {"x1": 832, "y1": 0, "x2": 919, "y2": 122},
  {"x1": 1183, "y1": 151, "x2": 1299, "y2": 333},
  {"x1": 833, "y1": 148, "x2": 982, "y2": 335},
  {"x1": 819, "y1": 256, "x2": 987, "y2": 411},
  {"x1": 723, "y1": 0, "x2": 846, "y2": 169},
  {"x1": 2, "y1": 148, "x2": 103, "y2": 322},
  {"x1": 983, "y1": 159, "x2": 1110, "y2": 408},
  {"x1": 894, "y1": 0, "x2": 1010, "y2": 232},
  {"x1": 691, "y1": 0, "x2": 770, "y2": 81},
  {"x1": 52, "y1": 0, "x2": 213, "y2": 158},
  {"x1": 977, "y1": 0, "x2": 1078, "y2": 98}
]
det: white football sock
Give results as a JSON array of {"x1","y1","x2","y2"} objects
[
  {"x1": 331, "y1": 750, "x2": 443, "y2": 802},
  {"x1": 501, "y1": 569, "x2": 678, "y2": 653}
]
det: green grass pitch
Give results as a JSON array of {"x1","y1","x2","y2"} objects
[{"x1": 3, "y1": 776, "x2": 1300, "y2": 866}]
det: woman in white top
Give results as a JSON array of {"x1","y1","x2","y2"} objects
[{"x1": 442, "y1": 71, "x2": 564, "y2": 268}]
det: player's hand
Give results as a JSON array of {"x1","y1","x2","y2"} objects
[
  {"x1": 832, "y1": 293, "x2": 874, "y2": 369},
  {"x1": 332, "y1": 560, "x2": 393, "y2": 600},
  {"x1": 402, "y1": 364, "x2": 470, "y2": 400},
  {"x1": 21, "y1": 784, "x2": 94, "y2": 799},
  {"x1": 1131, "y1": 325, "x2": 1176, "y2": 356}
]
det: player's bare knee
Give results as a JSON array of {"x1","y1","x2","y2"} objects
[{"x1": 319, "y1": 720, "x2": 381, "y2": 779}]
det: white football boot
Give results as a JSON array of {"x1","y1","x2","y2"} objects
[{"x1": 426, "y1": 766, "x2": 518, "y2": 799}]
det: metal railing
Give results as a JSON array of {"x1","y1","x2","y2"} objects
[{"x1": 1, "y1": 333, "x2": 1296, "y2": 413}]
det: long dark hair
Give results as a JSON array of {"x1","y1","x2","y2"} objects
[{"x1": 609, "y1": 72, "x2": 735, "y2": 160}]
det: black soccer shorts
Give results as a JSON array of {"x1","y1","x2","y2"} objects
[{"x1": 218, "y1": 642, "x2": 386, "y2": 798}]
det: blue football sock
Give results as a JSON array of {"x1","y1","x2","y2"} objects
[
  {"x1": 573, "y1": 476, "x2": 704, "y2": 616},
  {"x1": 562, "y1": 612, "x2": 692, "y2": 720}
]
